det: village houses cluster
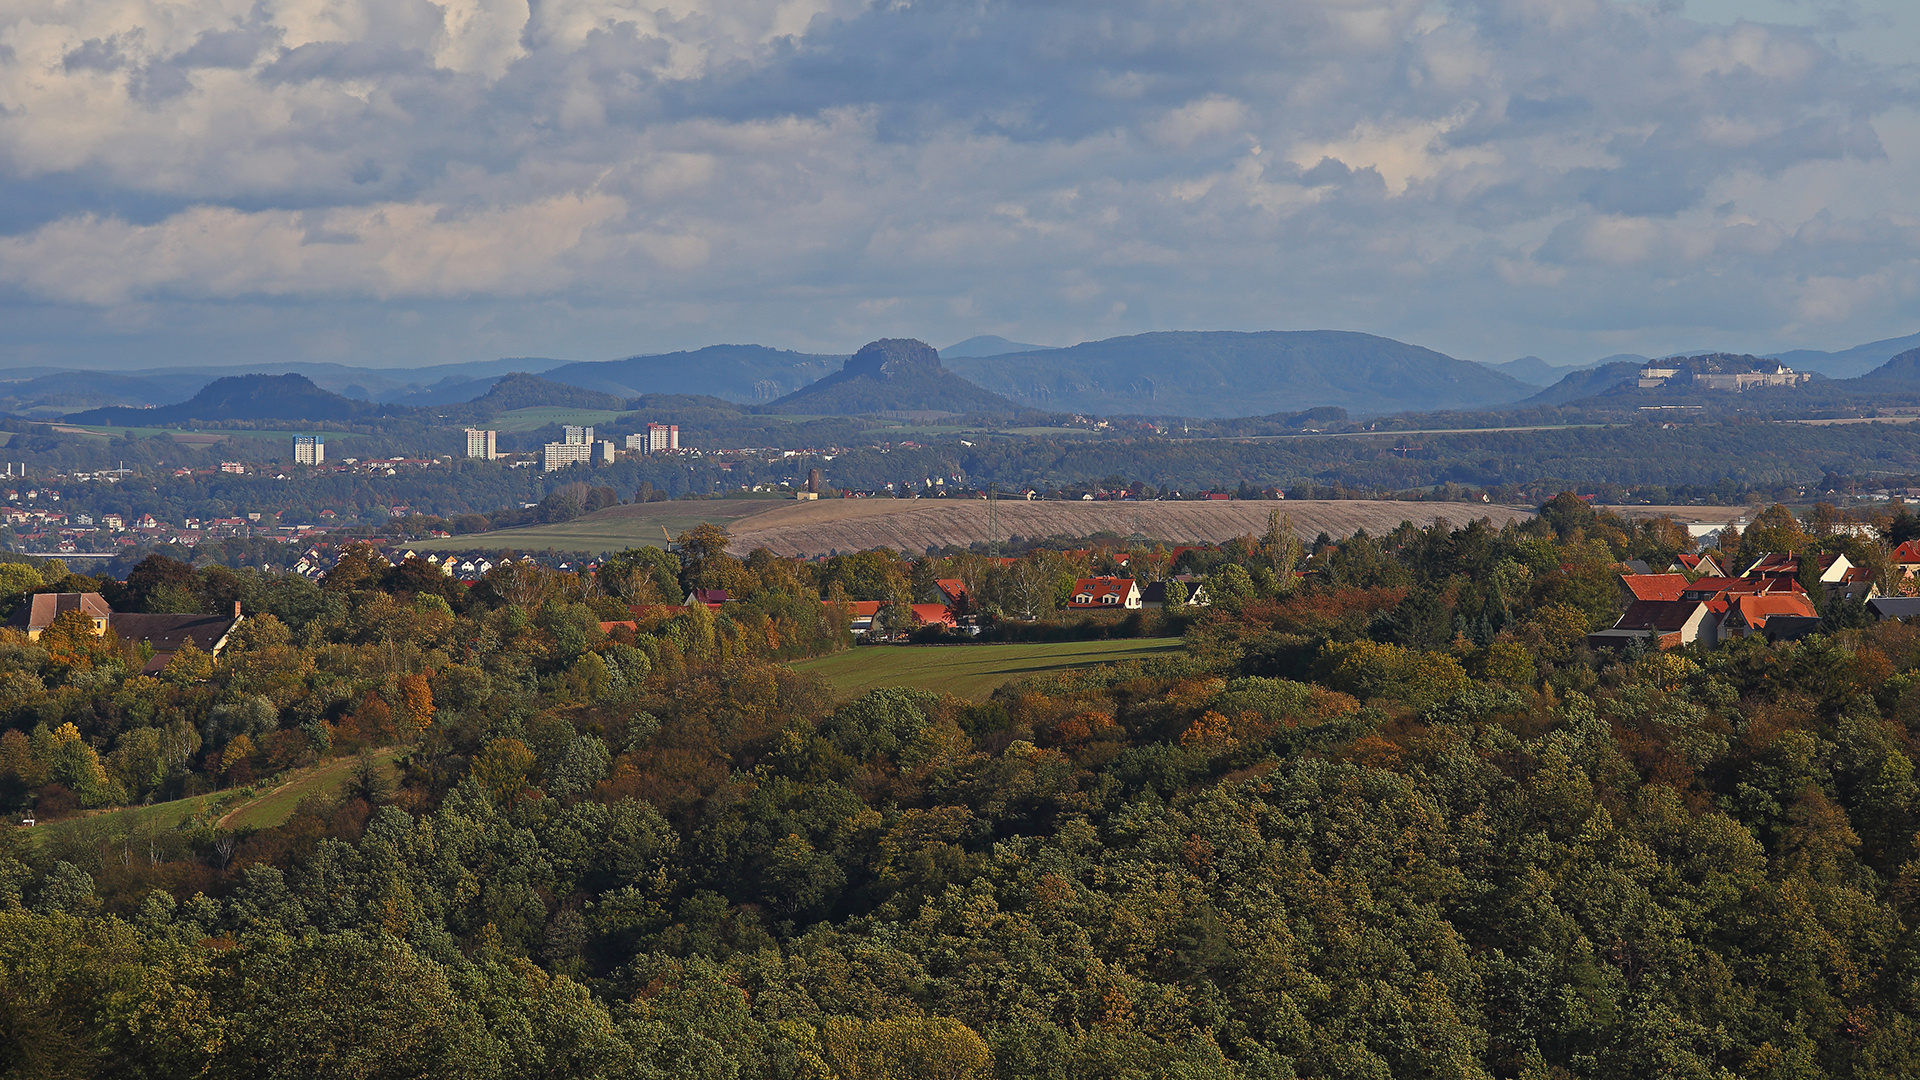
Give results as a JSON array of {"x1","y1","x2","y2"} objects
[{"x1": 1589, "y1": 547, "x2": 1906, "y2": 650}]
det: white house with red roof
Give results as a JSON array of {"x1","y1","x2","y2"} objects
[{"x1": 1068, "y1": 576, "x2": 1141, "y2": 609}]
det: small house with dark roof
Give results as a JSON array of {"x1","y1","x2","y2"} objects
[
  {"x1": 1142, "y1": 576, "x2": 1208, "y2": 608},
  {"x1": 114, "y1": 608, "x2": 246, "y2": 674},
  {"x1": 1869, "y1": 597, "x2": 1920, "y2": 621},
  {"x1": 1588, "y1": 598, "x2": 1717, "y2": 651},
  {"x1": 684, "y1": 588, "x2": 729, "y2": 609}
]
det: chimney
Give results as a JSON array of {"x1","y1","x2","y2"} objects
[{"x1": 232, "y1": 601, "x2": 242, "y2": 619}]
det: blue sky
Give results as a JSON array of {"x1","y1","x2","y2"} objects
[{"x1": 1, "y1": 0, "x2": 1917, "y2": 370}]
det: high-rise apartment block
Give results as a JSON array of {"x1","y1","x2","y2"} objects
[
  {"x1": 542, "y1": 442, "x2": 593, "y2": 471},
  {"x1": 293, "y1": 436, "x2": 324, "y2": 465},
  {"x1": 465, "y1": 429, "x2": 497, "y2": 459},
  {"x1": 641, "y1": 423, "x2": 679, "y2": 452},
  {"x1": 543, "y1": 424, "x2": 602, "y2": 471}
]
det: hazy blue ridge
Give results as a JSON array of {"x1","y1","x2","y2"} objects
[{"x1": 944, "y1": 330, "x2": 1535, "y2": 417}]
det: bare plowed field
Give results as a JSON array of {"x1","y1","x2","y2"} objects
[
  {"x1": 414, "y1": 497, "x2": 1531, "y2": 557},
  {"x1": 725, "y1": 498, "x2": 1533, "y2": 556}
]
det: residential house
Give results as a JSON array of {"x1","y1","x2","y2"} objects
[
  {"x1": 1587, "y1": 598, "x2": 1717, "y2": 651},
  {"x1": 1667, "y1": 552, "x2": 1725, "y2": 578},
  {"x1": 1068, "y1": 576, "x2": 1141, "y2": 609},
  {"x1": 832, "y1": 600, "x2": 884, "y2": 637},
  {"x1": 685, "y1": 588, "x2": 729, "y2": 609},
  {"x1": 1868, "y1": 597, "x2": 1920, "y2": 621},
  {"x1": 934, "y1": 578, "x2": 970, "y2": 608},
  {"x1": 1591, "y1": 572, "x2": 1811, "y2": 651},
  {"x1": 1744, "y1": 551, "x2": 1879, "y2": 603},
  {"x1": 1893, "y1": 540, "x2": 1920, "y2": 583},
  {"x1": 1617, "y1": 574, "x2": 1688, "y2": 604},
  {"x1": 9, "y1": 592, "x2": 243, "y2": 674},
  {"x1": 909, "y1": 603, "x2": 957, "y2": 629},
  {"x1": 1719, "y1": 593, "x2": 1821, "y2": 643},
  {"x1": 17, "y1": 592, "x2": 112, "y2": 638},
  {"x1": 1141, "y1": 576, "x2": 1208, "y2": 608}
]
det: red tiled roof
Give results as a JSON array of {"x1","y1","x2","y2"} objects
[
  {"x1": 1068, "y1": 576, "x2": 1138, "y2": 607},
  {"x1": 1620, "y1": 574, "x2": 1688, "y2": 601},
  {"x1": 1682, "y1": 576, "x2": 1803, "y2": 600},
  {"x1": 1725, "y1": 593, "x2": 1817, "y2": 628},
  {"x1": 1895, "y1": 540, "x2": 1920, "y2": 565},
  {"x1": 1674, "y1": 552, "x2": 1720, "y2": 573},
  {"x1": 910, "y1": 603, "x2": 956, "y2": 626}
]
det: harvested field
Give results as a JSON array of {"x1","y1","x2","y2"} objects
[
  {"x1": 725, "y1": 498, "x2": 1533, "y2": 557},
  {"x1": 1595, "y1": 504, "x2": 1764, "y2": 524},
  {"x1": 409, "y1": 499, "x2": 778, "y2": 554},
  {"x1": 415, "y1": 496, "x2": 1532, "y2": 558}
]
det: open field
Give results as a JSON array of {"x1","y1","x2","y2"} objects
[
  {"x1": 409, "y1": 499, "x2": 783, "y2": 553},
  {"x1": 25, "y1": 790, "x2": 228, "y2": 849},
  {"x1": 219, "y1": 749, "x2": 402, "y2": 830},
  {"x1": 49, "y1": 424, "x2": 361, "y2": 442},
  {"x1": 793, "y1": 638, "x2": 1186, "y2": 700},
  {"x1": 24, "y1": 748, "x2": 404, "y2": 849},
  {"x1": 487, "y1": 406, "x2": 630, "y2": 432},
  {"x1": 1595, "y1": 504, "x2": 1764, "y2": 524},
  {"x1": 721, "y1": 498, "x2": 1534, "y2": 557},
  {"x1": 425, "y1": 498, "x2": 1533, "y2": 557}
]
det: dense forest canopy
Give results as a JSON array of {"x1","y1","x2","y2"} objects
[{"x1": 4, "y1": 499, "x2": 1920, "y2": 1077}]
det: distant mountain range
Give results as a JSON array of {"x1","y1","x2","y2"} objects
[
  {"x1": 542, "y1": 346, "x2": 839, "y2": 403},
  {"x1": 941, "y1": 335, "x2": 1056, "y2": 358},
  {"x1": 945, "y1": 330, "x2": 1533, "y2": 417},
  {"x1": 1520, "y1": 346, "x2": 1920, "y2": 406},
  {"x1": 27, "y1": 327, "x2": 1920, "y2": 426},
  {"x1": 65, "y1": 374, "x2": 391, "y2": 426},
  {"x1": 438, "y1": 373, "x2": 627, "y2": 419},
  {"x1": 1765, "y1": 332, "x2": 1920, "y2": 379},
  {"x1": 1481, "y1": 354, "x2": 1639, "y2": 387},
  {"x1": 765, "y1": 339, "x2": 1027, "y2": 416}
]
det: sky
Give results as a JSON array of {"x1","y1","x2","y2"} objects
[{"x1": 2, "y1": 0, "x2": 1919, "y2": 371}]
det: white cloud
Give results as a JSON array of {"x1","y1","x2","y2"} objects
[
  {"x1": 1288, "y1": 114, "x2": 1499, "y2": 196},
  {"x1": 0, "y1": 192, "x2": 625, "y2": 302},
  {"x1": 0, "y1": 0, "x2": 1914, "y2": 367}
]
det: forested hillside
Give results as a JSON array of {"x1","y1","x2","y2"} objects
[{"x1": 4, "y1": 500, "x2": 1920, "y2": 1076}]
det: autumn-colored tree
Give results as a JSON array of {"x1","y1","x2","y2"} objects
[
  {"x1": 471, "y1": 737, "x2": 536, "y2": 803},
  {"x1": 397, "y1": 673, "x2": 434, "y2": 732},
  {"x1": 321, "y1": 541, "x2": 390, "y2": 594},
  {"x1": 159, "y1": 640, "x2": 214, "y2": 686}
]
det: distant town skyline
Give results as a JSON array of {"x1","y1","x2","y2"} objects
[{"x1": 2, "y1": 0, "x2": 1918, "y2": 369}]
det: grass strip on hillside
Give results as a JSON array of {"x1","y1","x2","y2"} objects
[
  {"x1": 218, "y1": 749, "x2": 404, "y2": 831},
  {"x1": 792, "y1": 638, "x2": 1185, "y2": 701}
]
